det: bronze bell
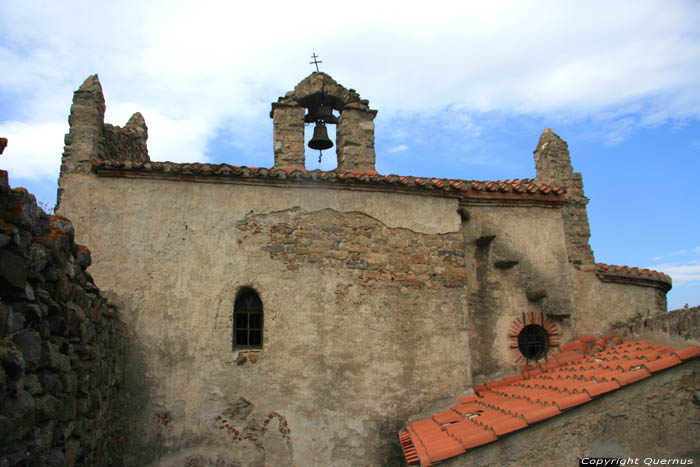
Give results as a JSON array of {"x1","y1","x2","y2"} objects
[
  {"x1": 304, "y1": 103, "x2": 338, "y2": 124},
  {"x1": 308, "y1": 122, "x2": 333, "y2": 150}
]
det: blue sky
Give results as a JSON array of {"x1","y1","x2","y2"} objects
[{"x1": 1, "y1": 0, "x2": 699, "y2": 309}]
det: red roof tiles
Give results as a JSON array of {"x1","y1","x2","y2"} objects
[
  {"x1": 399, "y1": 337, "x2": 700, "y2": 466},
  {"x1": 595, "y1": 263, "x2": 672, "y2": 292},
  {"x1": 89, "y1": 160, "x2": 566, "y2": 201}
]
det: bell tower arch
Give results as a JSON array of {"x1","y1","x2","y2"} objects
[{"x1": 269, "y1": 72, "x2": 377, "y2": 172}]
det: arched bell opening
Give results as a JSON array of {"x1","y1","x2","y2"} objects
[
  {"x1": 270, "y1": 72, "x2": 377, "y2": 173},
  {"x1": 304, "y1": 123, "x2": 338, "y2": 170}
]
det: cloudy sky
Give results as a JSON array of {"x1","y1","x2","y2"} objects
[{"x1": 1, "y1": 0, "x2": 699, "y2": 309}]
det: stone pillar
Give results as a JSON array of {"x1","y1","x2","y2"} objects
[
  {"x1": 61, "y1": 74, "x2": 106, "y2": 174},
  {"x1": 336, "y1": 104, "x2": 377, "y2": 172},
  {"x1": 534, "y1": 128, "x2": 595, "y2": 269},
  {"x1": 271, "y1": 99, "x2": 306, "y2": 170}
]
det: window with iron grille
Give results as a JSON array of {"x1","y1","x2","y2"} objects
[
  {"x1": 233, "y1": 291, "x2": 263, "y2": 349},
  {"x1": 517, "y1": 324, "x2": 549, "y2": 360}
]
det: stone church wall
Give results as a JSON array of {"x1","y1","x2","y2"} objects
[
  {"x1": 460, "y1": 204, "x2": 576, "y2": 382},
  {"x1": 47, "y1": 75, "x2": 677, "y2": 466},
  {"x1": 0, "y1": 168, "x2": 124, "y2": 467},
  {"x1": 56, "y1": 171, "x2": 471, "y2": 466}
]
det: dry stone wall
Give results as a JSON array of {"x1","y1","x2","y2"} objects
[
  {"x1": 0, "y1": 168, "x2": 123, "y2": 467},
  {"x1": 615, "y1": 305, "x2": 700, "y2": 343}
]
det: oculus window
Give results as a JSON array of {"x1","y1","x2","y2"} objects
[{"x1": 517, "y1": 324, "x2": 549, "y2": 360}]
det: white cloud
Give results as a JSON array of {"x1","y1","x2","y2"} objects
[
  {"x1": 650, "y1": 260, "x2": 700, "y2": 285},
  {"x1": 0, "y1": 120, "x2": 65, "y2": 179},
  {"x1": 1, "y1": 0, "x2": 699, "y2": 179},
  {"x1": 388, "y1": 145, "x2": 408, "y2": 153}
]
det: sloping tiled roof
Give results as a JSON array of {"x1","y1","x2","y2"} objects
[
  {"x1": 595, "y1": 263, "x2": 672, "y2": 292},
  {"x1": 89, "y1": 160, "x2": 566, "y2": 201},
  {"x1": 399, "y1": 337, "x2": 700, "y2": 466}
]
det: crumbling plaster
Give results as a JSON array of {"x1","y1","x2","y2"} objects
[
  {"x1": 50, "y1": 74, "x2": 677, "y2": 466},
  {"x1": 57, "y1": 172, "x2": 469, "y2": 465},
  {"x1": 461, "y1": 204, "x2": 576, "y2": 381}
]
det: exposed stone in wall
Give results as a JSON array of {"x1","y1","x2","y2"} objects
[
  {"x1": 236, "y1": 207, "x2": 466, "y2": 290},
  {"x1": 336, "y1": 105, "x2": 377, "y2": 172},
  {"x1": 102, "y1": 112, "x2": 149, "y2": 163},
  {"x1": 0, "y1": 170, "x2": 123, "y2": 466},
  {"x1": 59, "y1": 75, "x2": 149, "y2": 207},
  {"x1": 270, "y1": 100, "x2": 306, "y2": 169},
  {"x1": 534, "y1": 128, "x2": 595, "y2": 269}
]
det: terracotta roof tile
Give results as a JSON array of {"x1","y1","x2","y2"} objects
[
  {"x1": 399, "y1": 337, "x2": 700, "y2": 466},
  {"x1": 595, "y1": 263, "x2": 672, "y2": 291},
  {"x1": 89, "y1": 160, "x2": 567, "y2": 201},
  {"x1": 673, "y1": 346, "x2": 700, "y2": 360}
]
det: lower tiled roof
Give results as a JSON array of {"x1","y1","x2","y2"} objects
[{"x1": 399, "y1": 336, "x2": 700, "y2": 466}]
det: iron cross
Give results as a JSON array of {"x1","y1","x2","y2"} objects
[{"x1": 310, "y1": 53, "x2": 322, "y2": 72}]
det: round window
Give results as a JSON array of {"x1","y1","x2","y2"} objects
[{"x1": 517, "y1": 324, "x2": 549, "y2": 360}]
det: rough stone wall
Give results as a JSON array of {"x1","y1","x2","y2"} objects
[
  {"x1": 55, "y1": 172, "x2": 469, "y2": 466},
  {"x1": 270, "y1": 102, "x2": 306, "y2": 169},
  {"x1": 336, "y1": 106, "x2": 377, "y2": 172},
  {"x1": 58, "y1": 75, "x2": 148, "y2": 207},
  {"x1": 533, "y1": 128, "x2": 595, "y2": 269},
  {"x1": 0, "y1": 169, "x2": 123, "y2": 466},
  {"x1": 441, "y1": 358, "x2": 700, "y2": 466},
  {"x1": 615, "y1": 305, "x2": 700, "y2": 343},
  {"x1": 459, "y1": 203, "x2": 576, "y2": 382}
]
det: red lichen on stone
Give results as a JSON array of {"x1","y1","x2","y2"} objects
[{"x1": 0, "y1": 218, "x2": 17, "y2": 234}]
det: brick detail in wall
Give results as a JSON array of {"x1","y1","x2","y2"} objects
[
  {"x1": 235, "y1": 208, "x2": 466, "y2": 290},
  {"x1": 533, "y1": 129, "x2": 595, "y2": 269}
]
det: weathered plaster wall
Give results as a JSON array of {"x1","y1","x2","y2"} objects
[
  {"x1": 57, "y1": 172, "x2": 468, "y2": 466},
  {"x1": 573, "y1": 269, "x2": 668, "y2": 335},
  {"x1": 460, "y1": 204, "x2": 576, "y2": 381},
  {"x1": 441, "y1": 358, "x2": 700, "y2": 467}
]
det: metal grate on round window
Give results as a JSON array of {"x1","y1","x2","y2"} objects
[{"x1": 517, "y1": 324, "x2": 549, "y2": 360}]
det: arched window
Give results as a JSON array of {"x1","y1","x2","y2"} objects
[{"x1": 233, "y1": 290, "x2": 263, "y2": 349}]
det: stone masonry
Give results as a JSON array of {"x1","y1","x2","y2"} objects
[
  {"x1": 58, "y1": 75, "x2": 148, "y2": 207},
  {"x1": 0, "y1": 163, "x2": 124, "y2": 466},
  {"x1": 49, "y1": 74, "x2": 678, "y2": 466},
  {"x1": 534, "y1": 128, "x2": 595, "y2": 270},
  {"x1": 270, "y1": 72, "x2": 377, "y2": 172}
]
